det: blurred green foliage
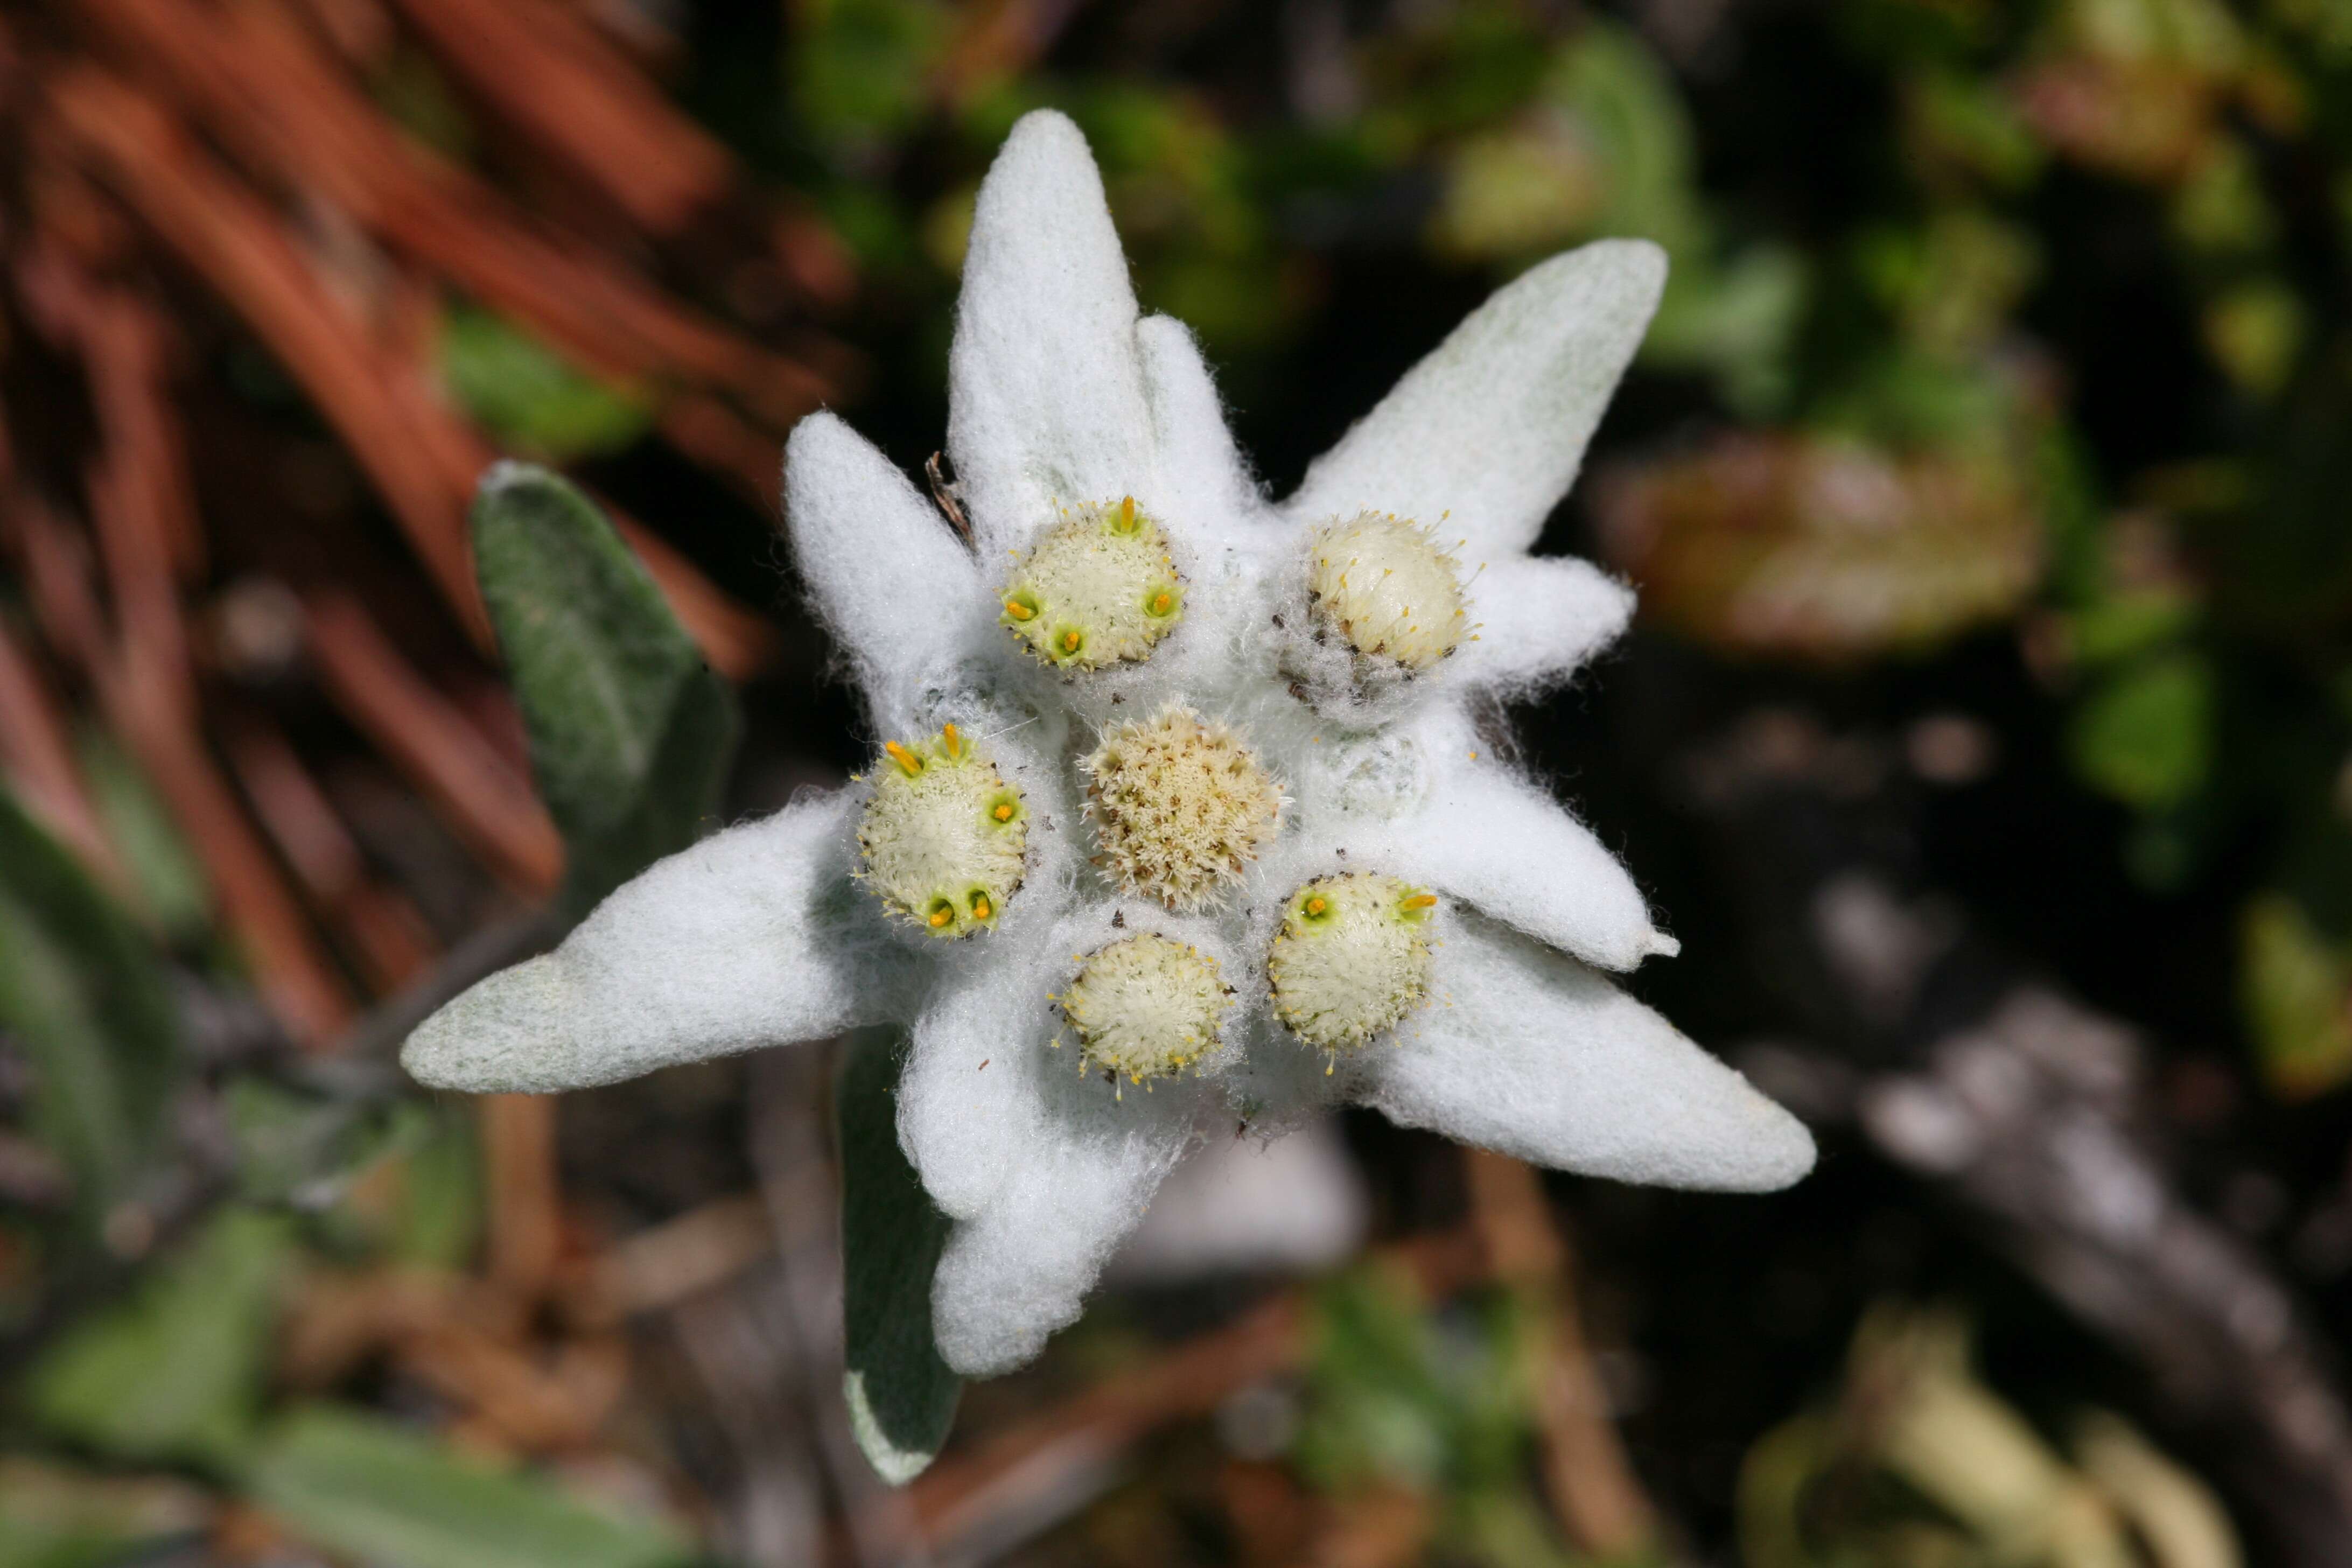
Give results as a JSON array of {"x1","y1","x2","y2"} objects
[
  {"x1": 1296, "y1": 1263, "x2": 1603, "y2": 1568},
  {"x1": 24, "y1": 1209, "x2": 292, "y2": 1468},
  {"x1": 1740, "y1": 1306, "x2": 2239, "y2": 1567},
  {"x1": 0, "y1": 791, "x2": 181, "y2": 1235},
  {"x1": 243, "y1": 1405, "x2": 697, "y2": 1568},
  {"x1": 439, "y1": 307, "x2": 653, "y2": 463}
]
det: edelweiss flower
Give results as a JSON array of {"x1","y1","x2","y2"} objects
[{"x1": 403, "y1": 111, "x2": 1813, "y2": 1379}]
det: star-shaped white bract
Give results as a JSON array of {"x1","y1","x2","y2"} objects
[{"x1": 402, "y1": 110, "x2": 1813, "y2": 1380}]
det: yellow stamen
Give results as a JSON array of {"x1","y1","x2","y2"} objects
[
  {"x1": 1116, "y1": 495, "x2": 1137, "y2": 532},
  {"x1": 992, "y1": 802, "x2": 1016, "y2": 823},
  {"x1": 1149, "y1": 591, "x2": 1173, "y2": 615},
  {"x1": 941, "y1": 722, "x2": 963, "y2": 758},
  {"x1": 927, "y1": 906, "x2": 954, "y2": 929},
  {"x1": 884, "y1": 741, "x2": 923, "y2": 777},
  {"x1": 1400, "y1": 893, "x2": 1438, "y2": 913},
  {"x1": 1305, "y1": 897, "x2": 1328, "y2": 916},
  {"x1": 1004, "y1": 598, "x2": 1036, "y2": 621},
  {"x1": 1060, "y1": 628, "x2": 1083, "y2": 654},
  {"x1": 970, "y1": 893, "x2": 992, "y2": 920}
]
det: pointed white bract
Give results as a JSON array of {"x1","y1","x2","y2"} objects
[
  {"x1": 1368, "y1": 915, "x2": 1814, "y2": 1191},
  {"x1": 402, "y1": 108, "x2": 1812, "y2": 1388},
  {"x1": 402, "y1": 793, "x2": 911, "y2": 1093},
  {"x1": 785, "y1": 413, "x2": 983, "y2": 732},
  {"x1": 1455, "y1": 555, "x2": 1636, "y2": 697},
  {"x1": 1284, "y1": 240, "x2": 1667, "y2": 558},
  {"x1": 947, "y1": 112, "x2": 1154, "y2": 557},
  {"x1": 1136, "y1": 314, "x2": 1264, "y2": 545},
  {"x1": 1370, "y1": 756, "x2": 1676, "y2": 972}
]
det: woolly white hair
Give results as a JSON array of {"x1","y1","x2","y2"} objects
[{"x1": 402, "y1": 109, "x2": 1814, "y2": 1380}]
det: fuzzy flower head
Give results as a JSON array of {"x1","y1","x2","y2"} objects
[{"x1": 402, "y1": 111, "x2": 1813, "y2": 1381}]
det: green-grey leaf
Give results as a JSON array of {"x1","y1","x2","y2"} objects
[
  {"x1": 471, "y1": 463, "x2": 740, "y2": 917},
  {"x1": 0, "y1": 789, "x2": 180, "y2": 1224},
  {"x1": 837, "y1": 1026, "x2": 961, "y2": 1483},
  {"x1": 23, "y1": 1208, "x2": 291, "y2": 1465},
  {"x1": 247, "y1": 1405, "x2": 697, "y2": 1568}
]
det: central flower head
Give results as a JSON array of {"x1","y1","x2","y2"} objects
[
  {"x1": 1000, "y1": 496, "x2": 1185, "y2": 670},
  {"x1": 1081, "y1": 706, "x2": 1282, "y2": 911}
]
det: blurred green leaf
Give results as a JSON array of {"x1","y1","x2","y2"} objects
[
  {"x1": 2202, "y1": 282, "x2": 2305, "y2": 396},
  {"x1": 790, "y1": 0, "x2": 951, "y2": 149},
  {"x1": 223, "y1": 1077, "x2": 432, "y2": 1211},
  {"x1": 471, "y1": 464, "x2": 741, "y2": 917},
  {"x1": 836, "y1": 1026, "x2": 961, "y2": 1483},
  {"x1": 23, "y1": 1208, "x2": 291, "y2": 1465},
  {"x1": 0, "y1": 789, "x2": 180, "y2": 1225},
  {"x1": 1906, "y1": 71, "x2": 2045, "y2": 190},
  {"x1": 2242, "y1": 893, "x2": 2352, "y2": 1098},
  {"x1": 2068, "y1": 650, "x2": 2216, "y2": 809},
  {"x1": 383, "y1": 1104, "x2": 487, "y2": 1271},
  {"x1": 440, "y1": 307, "x2": 652, "y2": 461},
  {"x1": 0, "y1": 1459, "x2": 208, "y2": 1568},
  {"x1": 247, "y1": 1405, "x2": 697, "y2": 1568},
  {"x1": 1547, "y1": 22, "x2": 1707, "y2": 258},
  {"x1": 1647, "y1": 246, "x2": 1808, "y2": 416},
  {"x1": 2067, "y1": 592, "x2": 2201, "y2": 664},
  {"x1": 2171, "y1": 136, "x2": 2276, "y2": 253},
  {"x1": 75, "y1": 728, "x2": 208, "y2": 942},
  {"x1": 1297, "y1": 1264, "x2": 1533, "y2": 1497}
]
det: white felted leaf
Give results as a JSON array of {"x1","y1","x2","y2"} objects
[
  {"x1": 929, "y1": 1090, "x2": 1194, "y2": 1375},
  {"x1": 947, "y1": 111, "x2": 1153, "y2": 557},
  {"x1": 1284, "y1": 239, "x2": 1666, "y2": 559},
  {"x1": 1455, "y1": 555, "x2": 1634, "y2": 696},
  {"x1": 402, "y1": 791, "x2": 911, "y2": 1093},
  {"x1": 1137, "y1": 314, "x2": 1265, "y2": 545},
  {"x1": 1365, "y1": 912, "x2": 1813, "y2": 1190},
  {"x1": 783, "y1": 413, "x2": 981, "y2": 732},
  {"x1": 1371, "y1": 757, "x2": 1674, "y2": 971}
]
